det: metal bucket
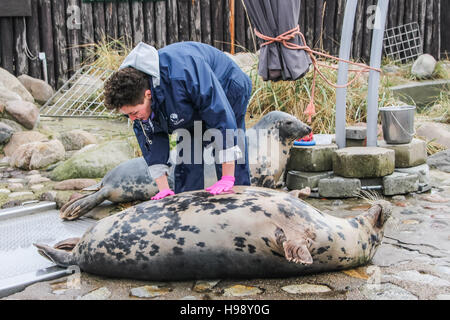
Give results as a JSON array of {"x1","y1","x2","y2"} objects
[{"x1": 380, "y1": 106, "x2": 416, "y2": 144}]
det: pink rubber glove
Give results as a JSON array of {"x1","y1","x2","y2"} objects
[
  {"x1": 151, "y1": 189, "x2": 175, "y2": 200},
  {"x1": 205, "y1": 175, "x2": 235, "y2": 195}
]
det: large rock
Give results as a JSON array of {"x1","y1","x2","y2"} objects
[
  {"x1": 4, "y1": 100, "x2": 40, "y2": 129},
  {"x1": 427, "y1": 149, "x2": 450, "y2": 173},
  {"x1": 17, "y1": 74, "x2": 54, "y2": 104},
  {"x1": 54, "y1": 178, "x2": 98, "y2": 190},
  {"x1": 0, "y1": 118, "x2": 26, "y2": 133},
  {"x1": 0, "y1": 67, "x2": 34, "y2": 102},
  {"x1": 332, "y1": 147, "x2": 395, "y2": 178},
  {"x1": 411, "y1": 54, "x2": 437, "y2": 79},
  {"x1": 50, "y1": 140, "x2": 135, "y2": 181},
  {"x1": 416, "y1": 122, "x2": 450, "y2": 148},
  {"x1": 0, "y1": 82, "x2": 22, "y2": 108},
  {"x1": 59, "y1": 129, "x2": 98, "y2": 151},
  {"x1": 0, "y1": 122, "x2": 14, "y2": 144},
  {"x1": 9, "y1": 140, "x2": 65, "y2": 170},
  {"x1": 3, "y1": 131, "x2": 48, "y2": 157}
]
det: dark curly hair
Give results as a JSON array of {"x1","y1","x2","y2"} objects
[{"x1": 103, "y1": 67, "x2": 149, "y2": 110}]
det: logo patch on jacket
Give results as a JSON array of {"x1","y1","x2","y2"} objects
[{"x1": 170, "y1": 113, "x2": 184, "y2": 126}]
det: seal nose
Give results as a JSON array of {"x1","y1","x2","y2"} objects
[{"x1": 305, "y1": 125, "x2": 312, "y2": 134}]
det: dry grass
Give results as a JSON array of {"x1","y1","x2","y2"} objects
[
  {"x1": 415, "y1": 135, "x2": 448, "y2": 156},
  {"x1": 76, "y1": 38, "x2": 446, "y2": 137},
  {"x1": 419, "y1": 89, "x2": 450, "y2": 124},
  {"x1": 79, "y1": 36, "x2": 131, "y2": 69},
  {"x1": 246, "y1": 59, "x2": 400, "y2": 134}
]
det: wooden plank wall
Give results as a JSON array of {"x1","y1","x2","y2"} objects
[{"x1": 0, "y1": 0, "x2": 442, "y2": 89}]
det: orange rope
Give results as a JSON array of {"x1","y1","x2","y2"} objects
[{"x1": 254, "y1": 25, "x2": 381, "y2": 123}]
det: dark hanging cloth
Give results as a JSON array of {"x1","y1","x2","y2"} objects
[{"x1": 243, "y1": 0, "x2": 312, "y2": 81}]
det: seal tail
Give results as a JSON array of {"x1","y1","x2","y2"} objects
[{"x1": 34, "y1": 243, "x2": 78, "y2": 268}]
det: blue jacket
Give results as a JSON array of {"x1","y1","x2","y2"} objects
[{"x1": 122, "y1": 42, "x2": 252, "y2": 178}]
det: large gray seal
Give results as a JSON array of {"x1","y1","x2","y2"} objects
[
  {"x1": 36, "y1": 186, "x2": 391, "y2": 280},
  {"x1": 60, "y1": 111, "x2": 311, "y2": 220}
]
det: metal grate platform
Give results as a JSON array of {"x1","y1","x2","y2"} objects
[{"x1": 0, "y1": 202, "x2": 95, "y2": 298}]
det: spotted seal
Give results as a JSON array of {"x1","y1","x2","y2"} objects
[
  {"x1": 60, "y1": 111, "x2": 310, "y2": 220},
  {"x1": 36, "y1": 186, "x2": 391, "y2": 280},
  {"x1": 247, "y1": 111, "x2": 311, "y2": 188}
]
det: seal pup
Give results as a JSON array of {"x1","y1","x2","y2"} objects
[
  {"x1": 37, "y1": 186, "x2": 391, "y2": 280},
  {"x1": 60, "y1": 111, "x2": 310, "y2": 220},
  {"x1": 247, "y1": 111, "x2": 311, "y2": 188}
]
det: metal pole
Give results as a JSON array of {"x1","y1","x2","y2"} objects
[
  {"x1": 366, "y1": 0, "x2": 389, "y2": 147},
  {"x1": 335, "y1": 0, "x2": 358, "y2": 149}
]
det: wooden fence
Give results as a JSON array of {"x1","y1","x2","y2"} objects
[{"x1": 0, "y1": 0, "x2": 442, "y2": 89}]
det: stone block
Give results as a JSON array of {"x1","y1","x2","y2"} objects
[
  {"x1": 360, "y1": 178, "x2": 383, "y2": 188},
  {"x1": 318, "y1": 176, "x2": 361, "y2": 198},
  {"x1": 378, "y1": 139, "x2": 427, "y2": 168},
  {"x1": 287, "y1": 144, "x2": 337, "y2": 172},
  {"x1": 395, "y1": 164, "x2": 430, "y2": 184},
  {"x1": 346, "y1": 138, "x2": 366, "y2": 147},
  {"x1": 286, "y1": 170, "x2": 333, "y2": 190},
  {"x1": 332, "y1": 147, "x2": 395, "y2": 178},
  {"x1": 383, "y1": 172, "x2": 419, "y2": 196},
  {"x1": 346, "y1": 126, "x2": 367, "y2": 140}
]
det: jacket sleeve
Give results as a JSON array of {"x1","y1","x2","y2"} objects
[
  {"x1": 133, "y1": 122, "x2": 170, "y2": 179},
  {"x1": 169, "y1": 56, "x2": 243, "y2": 163}
]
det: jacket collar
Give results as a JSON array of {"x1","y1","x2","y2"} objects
[{"x1": 149, "y1": 76, "x2": 165, "y2": 112}]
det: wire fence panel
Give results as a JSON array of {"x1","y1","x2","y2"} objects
[
  {"x1": 384, "y1": 22, "x2": 423, "y2": 64},
  {"x1": 40, "y1": 65, "x2": 116, "y2": 118}
]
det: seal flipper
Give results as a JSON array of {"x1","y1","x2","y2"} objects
[
  {"x1": 53, "y1": 237, "x2": 80, "y2": 252},
  {"x1": 275, "y1": 227, "x2": 313, "y2": 265},
  {"x1": 82, "y1": 182, "x2": 102, "y2": 191},
  {"x1": 60, "y1": 188, "x2": 110, "y2": 221},
  {"x1": 34, "y1": 243, "x2": 77, "y2": 267}
]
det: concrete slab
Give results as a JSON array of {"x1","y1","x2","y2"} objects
[
  {"x1": 390, "y1": 79, "x2": 450, "y2": 108},
  {"x1": 383, "y1": 172, "x2": 419, "y2": 196},
  {"x1": 361, "y1": 283, "x2": 418, "y2": 300},
  {"x1": 286, "y1": 170, "x2": 333, "y2": 190},
  {"x1": 346, "y1": 139, "x2": 366, "y2": 147},
  {"x1": 395, "y1": 164, "x2": 430, "y2": 184},
  {"x1": 318, "y1": 176, "x2": 361, "y2": 198},
  {"x1": 287, "y1": 144, "x2": 338, "y2": 172},
  {"x1": 379, "y1": 139, "x2": 427, "y2": 168},
  {"x1": 346, "y1": 126, "x2": 367, "y2": 140},
  {"x1": 332, "y1": 147, "x2": 395, "y2": 178}
]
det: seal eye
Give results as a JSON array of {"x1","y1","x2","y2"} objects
[{"x1": 286, "y1": 121, "x2": 293, "y2": 126}]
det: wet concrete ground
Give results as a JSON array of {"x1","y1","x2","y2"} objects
[
  {"x1": 2, "y1": 118, "x2": 450, "y2": 300},
  {"x1": 3, "y1": 169, "x2": 449, "y2": 301}
]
